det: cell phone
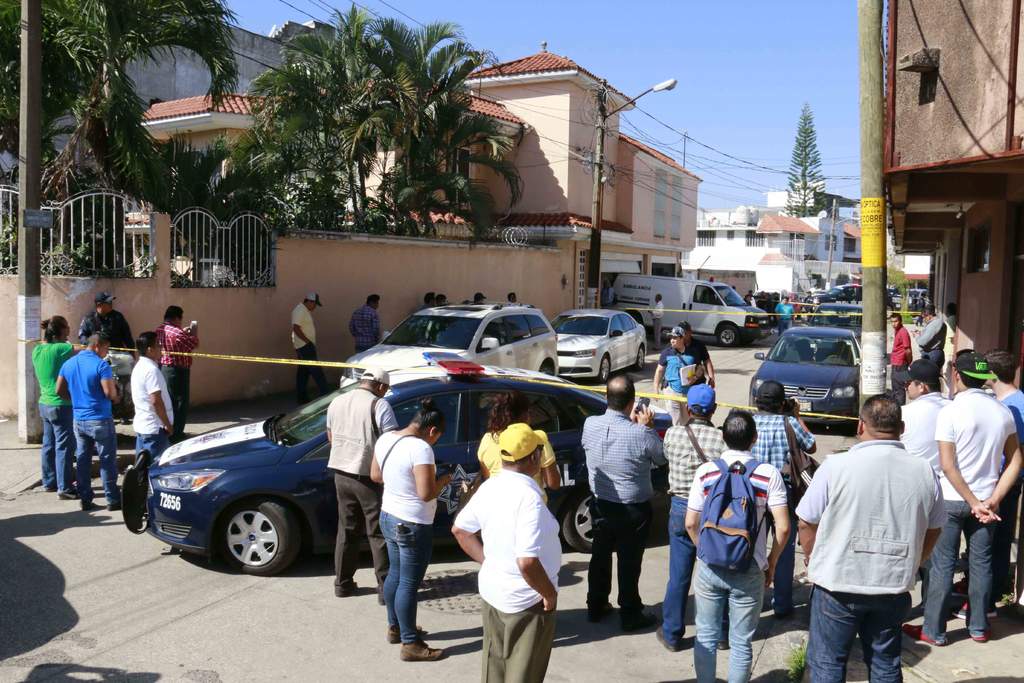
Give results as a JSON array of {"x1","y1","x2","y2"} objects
[
  {"x1": 189, "y1": 320, "x2": 198, "y2": 330},
  {"x1": 635, "y1": 397, "x2": 651, "y2": 412}
]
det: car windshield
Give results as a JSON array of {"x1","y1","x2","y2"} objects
[
  {"x1": 552, "y1": 315, "x2": 609, "y2": 336},
  {"x1": 714, "y1": 285, "x2": 747, "y2": 307},
  {"x1": 275, "y1": 381, "x2": 359, "y2": 445},
  {"x1": 382, "y1": 315, "x2": 481, "y2": 350},
  {"x1": 767, "y1": 335, "x2": 858, "y2": 366}
]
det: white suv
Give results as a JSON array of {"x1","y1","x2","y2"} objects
[{"x1": 346, "y1": 304, "x2": 559, "y2": 375}]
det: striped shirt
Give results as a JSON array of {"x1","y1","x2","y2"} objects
[
  {"x1": 582, "y1": 409, "x2": 666, "y2": 504},
  {"x1": 751, "y1": 413, "x2": 816, "y2": 475},
  {"x1": 156, "y1": 322, "x2": 199, "y2": 368},
  {"x1": 687, "y1": 451, "x2": 787, "y2": 570},
  {"x1": 663, "y1": 418, "x2": 726, "y2": 498}
]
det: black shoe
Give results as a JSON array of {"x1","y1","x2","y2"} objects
[
  {"x1": 106, "y1": 502, "x2": 122, "y2": 512},
  {"x1": 44, "y1": 486, "x2": 58, "y2": 493},
  {"x1": 656, "y1": 628, "x2": 683, "y2": 652},
  {"x1": 718, "y1": 639, "x2": 730, "y2": 651},
  {"x1": 80, "y1": 500, "x2": 96, "y2": 511},
  {"x1": 773, "y1": 608, "x2": 794, "y2": 620},
  {"x1": 621, "y1": 611, "x2": 658, "y2": 632},
  {"x1": 335, "y1": 583, "x2": 357, "y2": 598},
  {"x1": 587, "y1": 602, "x2": 614, "y2": 623},
  {"x1": 58, "y1": 490, "x2": 79, "y2": 500}
]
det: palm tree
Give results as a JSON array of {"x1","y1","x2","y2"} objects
[{"x1": 26, "y1": 0, "x2": 238, "y2": 199}]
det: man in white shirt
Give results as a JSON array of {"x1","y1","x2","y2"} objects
[
  {"x1": 453, "y1": 423, "x2": 561, "y2": 683},
  {"x1": 291, "y1": 292, "x2": 328, "y2": 404},
  {"x1": 130, "y1": 332, "x2": 174, "y2": 463},
  {"x1": 685, "y1": 410, "x2": 790, "y2": 683},
  {"x1": 651, "y1": 293, "x2": 665, "y2": 350},
  {"x1": 901, "y1": 359, "x2": 950, "y2": 475},
  {"x1": 905, "y1": 352, "x2": 1022, "y2": 646}
]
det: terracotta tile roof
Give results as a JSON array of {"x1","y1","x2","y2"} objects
[
  {"x1": 500, "y1": 212, "x2": 631, "y2": 234},
  {"x1": 144, "y1": 94, "x2": 254, "y2": 122},
  {"x1": 470, "y1": 50, "x2": 627, "y2": 100},
  {"x1": 618, "y1": 134, "x2": 700, "y2": 180},
  {"x1": 758, "y1": 252, "x2": 790, "y2": 265},
  {"x1": 468, "y1": 95, "x2": 525, "y2": 126},
  {"x1": 756, "y1": 214, "x2": 819, "y2": 235},
  {"x1": 842, "y1": 223, "x2": 861, "y2": 238}
]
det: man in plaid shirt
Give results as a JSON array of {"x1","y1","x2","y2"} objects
[
  {"x1": 349, "y1": 294, "x2": 382, "y2": 353},
  {"x1": 751, "y1": 380, "x2": 816, "y2": 618},
  {"x1": 657, "y1": 384, "x2": 727, "y2": 651},
  {"x1": 156, "y1": 305, "x2": 199, "y2": 443}
]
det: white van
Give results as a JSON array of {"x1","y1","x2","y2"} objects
[{"x1": 612, "y1": 274, "x2": 771, "y2": 346}]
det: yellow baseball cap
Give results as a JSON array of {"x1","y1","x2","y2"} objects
[{"x1": 498, "y1": 423, "x2": 545, "y2": 462}]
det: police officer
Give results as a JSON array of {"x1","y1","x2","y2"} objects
[{"x1": 79, "y1": 292, "x2": 133, "y2": 350}]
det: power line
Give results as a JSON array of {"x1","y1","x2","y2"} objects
[{"x1": 372, "y1": 0, "x2": 424, "y2": 26}]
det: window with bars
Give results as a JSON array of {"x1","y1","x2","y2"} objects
[
  {"x1": 577, "y1": 250, "x2": 588, "y2": 307},
  {"x1": 654, "y1": 170, "x2": 667, "y2": 237},
  {"x1": 697, "y1": 230, "x2": 716, "y2": 247},
  {"x1": 745, "y1": 232, "x2": 765, "y2": 247}
]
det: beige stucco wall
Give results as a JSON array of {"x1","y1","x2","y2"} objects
[
  {"x1": 621, "y1": 146, "x2": 699, "y2": 250},
  {"x1": 893, "y1": 0, "x2": 1018, "y2": 165},
  {"x1": 0, "y1": 214, "x2": 574, "y2": 416}
]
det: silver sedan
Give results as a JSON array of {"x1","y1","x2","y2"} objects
[{"x1": 553, "y1": 309, "x2": 647, "y2": 383}]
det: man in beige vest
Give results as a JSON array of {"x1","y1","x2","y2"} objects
[{"x1": 327, "y1": 368, "x2": 397, "y2": 600}]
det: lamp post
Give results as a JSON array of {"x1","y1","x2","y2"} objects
[{"x1": 586, "y1": 78, "x2": 677, "y2": 308}]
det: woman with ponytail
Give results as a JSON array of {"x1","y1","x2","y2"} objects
[
  {"x1": 370, "y1": 398, "x2": 451, "y2": 662},
  {"x1": 32, "y1": 316, "x2": 77, "y2": 498}
]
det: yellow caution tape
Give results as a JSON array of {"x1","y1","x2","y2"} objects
[{"x1": 620, "y1": 307, "x2": 864, "y2": 317}]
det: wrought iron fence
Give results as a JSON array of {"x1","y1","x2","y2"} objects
[
  {"x1": 171, "y1": 208, "x2": 275, "y2": 288},
  {"x1": 0, "y1": 187, "x2": 154, "y2": 278}
]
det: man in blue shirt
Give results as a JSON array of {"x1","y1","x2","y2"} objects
[
  {"x1": 985, "y1": 350, "x2": 1024, "y2": 607},
  {"x1": 56, "y1": 333, "x2": 122, "y2": 511},
  {"x1": 653, "y1": 323, "x2": 715, "y2": 425},
  {"x1": 775, "y1": 295, "x2": 795, "y2": 334}
]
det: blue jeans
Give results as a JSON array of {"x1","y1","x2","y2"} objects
[
  {"x1": 992, "y1": 479, "x2": 1023, "y2": 605},
  {"x1": 806, "y1": 587, "x2": 910, "y2": 683},
  {"x1": 694, "y1": 560, "x2": 765, "y2": 683},
  {"x1": 924, "y1": 500, "x2": 994, "y2": 641},
  {"x1": 74, "y1": 418, "x2": 120, "y2": 505},
  {"x1": 40, "y1": 403, "x2": 75, "y2": 492},
  {"x1": 661, "y1": 496, "x2": 697, "y2": 645},
  {"x1": 136, "y1": 430, "x2": 170, "y2": 465},
  {"x1": 771, "y1": 500, "x2": 798, "y2": 615},
  {"x1": 380, "y1": 510, "x2": 433, "y2": 643},
  {"x1": 777, "y1": 318, "x2": 792, "y2": 334}
]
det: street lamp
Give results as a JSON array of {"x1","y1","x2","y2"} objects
[{"x1": 587, "y1": 78, "x2": 677, "y2": 308}]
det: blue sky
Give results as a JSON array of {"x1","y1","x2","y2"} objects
[{"x1": 227, "y1": 0, "x2": 862, "y2": 209}]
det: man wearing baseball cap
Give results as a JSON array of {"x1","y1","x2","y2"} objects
[
  {"x1": 905, "y1": 352, "x2": 1023, "y2": 645},
  {"x1": 452, "y1": 423, "x2": 561, "y2": 682},
  {"x1": 325, "y1": 366, "x2": 398, "y2": 601},
  {"x1": 78, "y1": 291, "x2": 133, "y2": 350},
  {"x1": 901, "y1": 359, "x2": 949, "y2": 476},
  {"x1": 292, "y1": 292, "x2": 328, "y2": 404},
  {"x1": 653, "y1": 322, "x2": 715, "y2": 426},
  {"x1": 657, "y1": 383, "x2": 727, "y2": 651}
]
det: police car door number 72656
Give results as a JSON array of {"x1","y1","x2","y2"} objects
[{"x1": 159, "y1": 492, "x2": 182, "y2": 511}]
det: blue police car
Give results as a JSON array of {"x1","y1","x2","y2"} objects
[{"x1": 122, "y1": 361, "x2": 671, "y2": 576}]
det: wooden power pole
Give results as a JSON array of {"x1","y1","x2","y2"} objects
[{"x1": 586, "y1": 82, "x2": 608, "y2": 308}]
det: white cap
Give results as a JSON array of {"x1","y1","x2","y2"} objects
[
  {"x1": 304, "y1": 292, "x2": 322, "y2": 306},
  {"x1": 360, "y1": 367, "x2": 390, "y2": 385}
]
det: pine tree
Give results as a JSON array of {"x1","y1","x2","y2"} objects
[{"x1": 785, "y1": 103, "x2": 826, "y2": 217}]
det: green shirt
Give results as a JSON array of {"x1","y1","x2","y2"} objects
[{"x1": 32, "y1": 341, "x2": 74, "y2": 406}]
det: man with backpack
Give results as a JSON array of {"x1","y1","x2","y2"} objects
[
  {"x1": 685, "y1": 410, "x2": 790, "y2": 683},
  {"x1": 798, "y1": 395, "x2": 944, "y2": 681},
  {"x1": 657, "y1": 384, "x2": 727, "y2": 652}
]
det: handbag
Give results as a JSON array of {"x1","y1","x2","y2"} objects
[{"x1": 784, "y1": 418, "x2": 818, "y2": 506}]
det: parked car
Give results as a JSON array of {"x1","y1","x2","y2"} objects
[
  {"x1": 804, "y1": 284, "x2": 862, "y2": 305},
  {"x1": 612, "y1": 274, "x2": 771, "y2": 347},
  {"x1": 121, "y1": 360, "x2": 672, "y2": 576},
  {"x1": 806, "y1": 303, "x2": 862, "y2": 332},
  {"x1": 552, "y1": 309, "x2": 647, "y2": 383},
  {"x1": 749, "y1": 327, "x2": 861, "y2": 424},
  {"x1": 346, "y1": 304, "x2": 558, "y2": 376}
]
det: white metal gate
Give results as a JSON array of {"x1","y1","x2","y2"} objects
[{"x1": 171, "y1": 208, "x2": 274, "y2": 287}]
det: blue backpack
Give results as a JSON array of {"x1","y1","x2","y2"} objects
[{"x1": 697, "y1": 459, "x2": 764, "y2": 572}]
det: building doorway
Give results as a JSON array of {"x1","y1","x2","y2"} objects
[{"x1": 1010, "y1": 206, "x2": 1024, "y2": 378}]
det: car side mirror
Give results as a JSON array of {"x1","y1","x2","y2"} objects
[
  {"x1": 479, "y1": 336, "x2": 499, "y2": 352},
  {"x1": 610, "y1": 329, "x2": 624, "y2": 338},
  {"x1": 754, "y1": 352, "x2": 766, "y2": 360}
]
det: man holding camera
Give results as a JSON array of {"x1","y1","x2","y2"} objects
[{"x1": 751, "y1": 380, "x2": 817, "y2": 618}]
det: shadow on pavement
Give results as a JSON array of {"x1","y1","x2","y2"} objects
[
  {"x1": 21, "y1": 664, "x2": 161, "y2": 682},
  {"x1": 0, "y1": 506, "x2": 114, "y2": 661}
]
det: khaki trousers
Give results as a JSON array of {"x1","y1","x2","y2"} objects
[{"x1": 481, "y1": 600, "x2": 556, "y2": 683}]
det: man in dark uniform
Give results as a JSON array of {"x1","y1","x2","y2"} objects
[{"x1": 79, "y1": 292, "x2": 133, "y2": 350}]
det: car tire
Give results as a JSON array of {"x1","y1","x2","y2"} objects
[
  {"x1": 597, "y1": 354, "x2": 611, "y2": 384},
  {"x1": 716, "y1": 322, "x2": 740, "y2": 347},
  {"x1": 539, "y1": 359, "x2": 556, "y2": 376},
  {"x1": 633, "y1": 344, "x2": 646, "y2": 371},
  {"x1": 220, "y1": 499, "x2": 301, "y2": 577},
  {"x1": 560, "y1": 488, "x2": 594, "y2": 553}
]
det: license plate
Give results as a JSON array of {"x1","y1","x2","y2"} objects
[
  {"x1": 798, "y1": 399, "x2": 813, "y2": 412},
  {"x1": 159, "y1": 492, "x2": 182, "y2": 511}
]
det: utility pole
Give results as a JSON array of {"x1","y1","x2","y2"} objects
[
  {"x1": 858, "y1": 0, "x2": 887, "y2": 400},
  {"x1": 825, "y1": 197, "x2": 837, "y2": 287},
  {"x1": 586, "y1": 81, "x2": 608, "y2": 308},
  {"x1": 17, "y1": 0, "x2": 42, "y2": 443}
]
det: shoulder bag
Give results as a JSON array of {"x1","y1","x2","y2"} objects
[
  {"x1": 685, "y1": 424, "x2": 710, "y2": 463},
  {"x1": 784, "y1": 418, "x2": 818, "y2": 506}
]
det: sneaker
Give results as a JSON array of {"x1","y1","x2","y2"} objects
[
  {"x1": 953, "y1": 601, "x2": 998, "y2": 620},
  {"x1": 106, "y1": 501, "x2": 122, "y2": 512},
  {"x1": 399, "y1": 640, "x2": 445, "y2": 662},
  {"x1": 655, "y1": 628, "x2": 683, "y2": 652},
  {"x1": 901, "y1": 624, "x2": 947, "y2": 646},
  {"x1": 57, "y1": 490, "x2": 79, "y2": 500},
  {"x1": 970, "y1": 630, "x2": 992, "y2": 643},
  {"x1": 621, "y1": 611, "x2": 658, "y2": 632},
  {"x1": 387, "y1": 625, "x2": 428, "y2": 645}
]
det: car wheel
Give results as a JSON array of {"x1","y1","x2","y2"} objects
[
  {"x1": 560, "y1": 489, "x2": 594, "y2": 553},
  {"x1": 716, "y1": 322, "x2": 740, "y2": 347},
  {"x1": 539, "y1": 359, "x2": 556, "y2": 376},
  {"x1": 597, "y1": 354, "x2": 611, "y2": 384},
  {"x1": 220, "y1": 499, "x2": 301, "y2": 577},
  {"x1": 633, "y1": 344, "x2": 646, "y2": 371}
]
